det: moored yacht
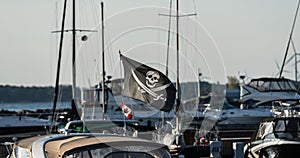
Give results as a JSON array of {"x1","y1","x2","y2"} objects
[
  {"x1": 244, "y1": 117, "x2": 300, "y2": 158},
  {"x1": 240, "y1": 77, "x2": 300, "y2": 109},
  {"x1": 6, "y1": 133, "x2": 171, "y2": 158}
]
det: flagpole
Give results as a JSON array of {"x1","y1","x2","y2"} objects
[{"x1": 119, "y1": 51, "x2": 127, "y2": 132}]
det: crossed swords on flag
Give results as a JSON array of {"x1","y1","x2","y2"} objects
[{"x1": 131, "y1": 69, "x2": 171, "y2": 101}]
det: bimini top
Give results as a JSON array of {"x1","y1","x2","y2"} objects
[
  {"x1": 247, "y1": 77, "x2": 298, "y2": 92},
  {"x1": 11, "y1": 133, "x2": 170, "y2": 158}
]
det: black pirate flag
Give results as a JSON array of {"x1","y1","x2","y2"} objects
[{"x1": 120, "y1": 54, "x2": 176, "y2": 112}]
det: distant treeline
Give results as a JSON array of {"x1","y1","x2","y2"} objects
[
  {"x1": 0, "y1": 81, "x2": 216, "y2": 103},
  {"x1": 0, "y1": 85, "x2": 72, "y2": 103}
]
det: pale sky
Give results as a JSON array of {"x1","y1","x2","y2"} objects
[{"x1": 1, "y1": 0, "x2": 300, "y2": 86}]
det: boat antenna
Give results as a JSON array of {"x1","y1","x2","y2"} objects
[
  {"x1": 51, "y1": 0, "x2": 68, "y2": 132},
  {"x1": 279, "y1": 0, "x2": 300, "y2": 78}
]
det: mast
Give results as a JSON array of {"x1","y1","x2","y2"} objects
[
  {"x1": 176, "y1": 0, "x2": 179, "y2": 104},
  {"x1": 175, "y1": 0, "x2": 181, "y2": 141},
  {"x1": 174, "y1": 0, "x2": 196, "y2": 144},
  {"x1": 52, "y1": 0, "x2": 99, "y2": 124},
  {"x1": 101, "y1": 1, "x2": 106, "y2": 119},
  {"x1": 72, "y1": 0, "x2": 76, "y2": 102},
  {"x1": 70, "y1": 0, "x2": 80, "y2": 121},
  {"x1": 51, "y1": 0, "x2": 68, "y2": 131}
]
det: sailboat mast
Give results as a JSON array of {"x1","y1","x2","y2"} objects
[
  {"x1": 176, "y1": 0, "x2": 179, "y2": 104},
  {"x1": 101, "y1": 2, "x2": 106, "y2": 119},
  {"x1": 71, "y1": 0, "x2": 77, "y2": 105},
  {"x1": 175, "y1": 0, "x2": 180, "y2": 136},
  {"x1": 51, "y1": 0, "x2": 68, "y2": 130}
]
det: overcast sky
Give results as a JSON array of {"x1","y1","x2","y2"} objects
[{"x1": 1, "y1": 0, "x2": 300, "y2": 86}]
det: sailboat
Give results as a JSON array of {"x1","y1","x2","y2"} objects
[
  {"x1": 117, "y1": 1, "x2": 221, "y2": 157},
  {"x1": 49, "y1": 0, "x2": 125, "y2": 125}
]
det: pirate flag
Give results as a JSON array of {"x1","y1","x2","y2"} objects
[{"x1": 120, "y1": 54, "x2": 176, "y2": 112}]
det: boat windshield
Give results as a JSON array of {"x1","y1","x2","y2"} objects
[
  {"x1": 248, "y1": 78, "x2": 298, "y2": 92},
  {"x1": 274, "y1": 119, "x2": 300, "y2": 139},
  {"x1": 63, "y1": 145, "x2": 171, "y2": 158},
  {"x1": 256, "y1": 118, "x2": 300, "y2": 140},
  {"x1": 275, "y1": 119, "x2": 300, "y2": 130}
]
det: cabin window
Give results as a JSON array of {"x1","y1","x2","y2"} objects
[{"x1": 63, "y1": 145, "x2": 171, "y2": 158}]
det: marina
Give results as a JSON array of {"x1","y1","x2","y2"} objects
[{"x1": 2, "y1": 0, "x2": 300, "y2": 158}]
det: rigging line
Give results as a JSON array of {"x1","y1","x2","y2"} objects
[
  {"x1": 78, "y1": 0, "x2": 84, "y2": 29},
  {"x1": 83, "y1": 1, "x2": 91, "y2": 29},
  {"x1": 77, "y1": 0, "x2": 95, "y2": 35},
  {"x1": 291, "y1": 39, "x2": 298, "y2": 81},
  {"x1": 192, "y1": 0, "x2": 197, "y2": 14},
  {"x1": 193, "y1": 0, "x2": 198, "y2": 71},
  {"x1": 101, "y1": 4, "x2": 113, "y2": 73},
  {"x1": 99, "y1": 6, "x2": 113, "y2": 78},
  {"x1": 279, "y1": 0, "x2": 300, "y2": 78},
  {"x1": 291, "y1": 38, "x2": 297, "y2": 56},
  {"x1": 80, "y1": 1, "x2": 91, "y2": 31},
  {"x1": 158, "y1": 10, "x2": 161, "y2": 66},
  {"x1": 166, "y1": 0, "x2": 173, "y2": 77},
  {"x1": 104, "y1": 17, "x2": 114, "y2": 71},
  {"x1": 104, "y1": 33, "x2": 112, "y2": 72},
  {"x1": 90, "y1": 0, "x2": 99, "y2": 28},
  {"x1": 52, "y1": 1, "x2": 60, "y2": 85},
  {"x1": 183, "y1": 17, "x2": 188, "y2": 79}
]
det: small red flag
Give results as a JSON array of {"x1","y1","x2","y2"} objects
[{"x1": 120, "y1": 102, "x2": 133, "y2": 119}]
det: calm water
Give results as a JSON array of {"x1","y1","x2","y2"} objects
[{"x1": 0, "y1": 102, "x2": 70, "y2": 112}]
